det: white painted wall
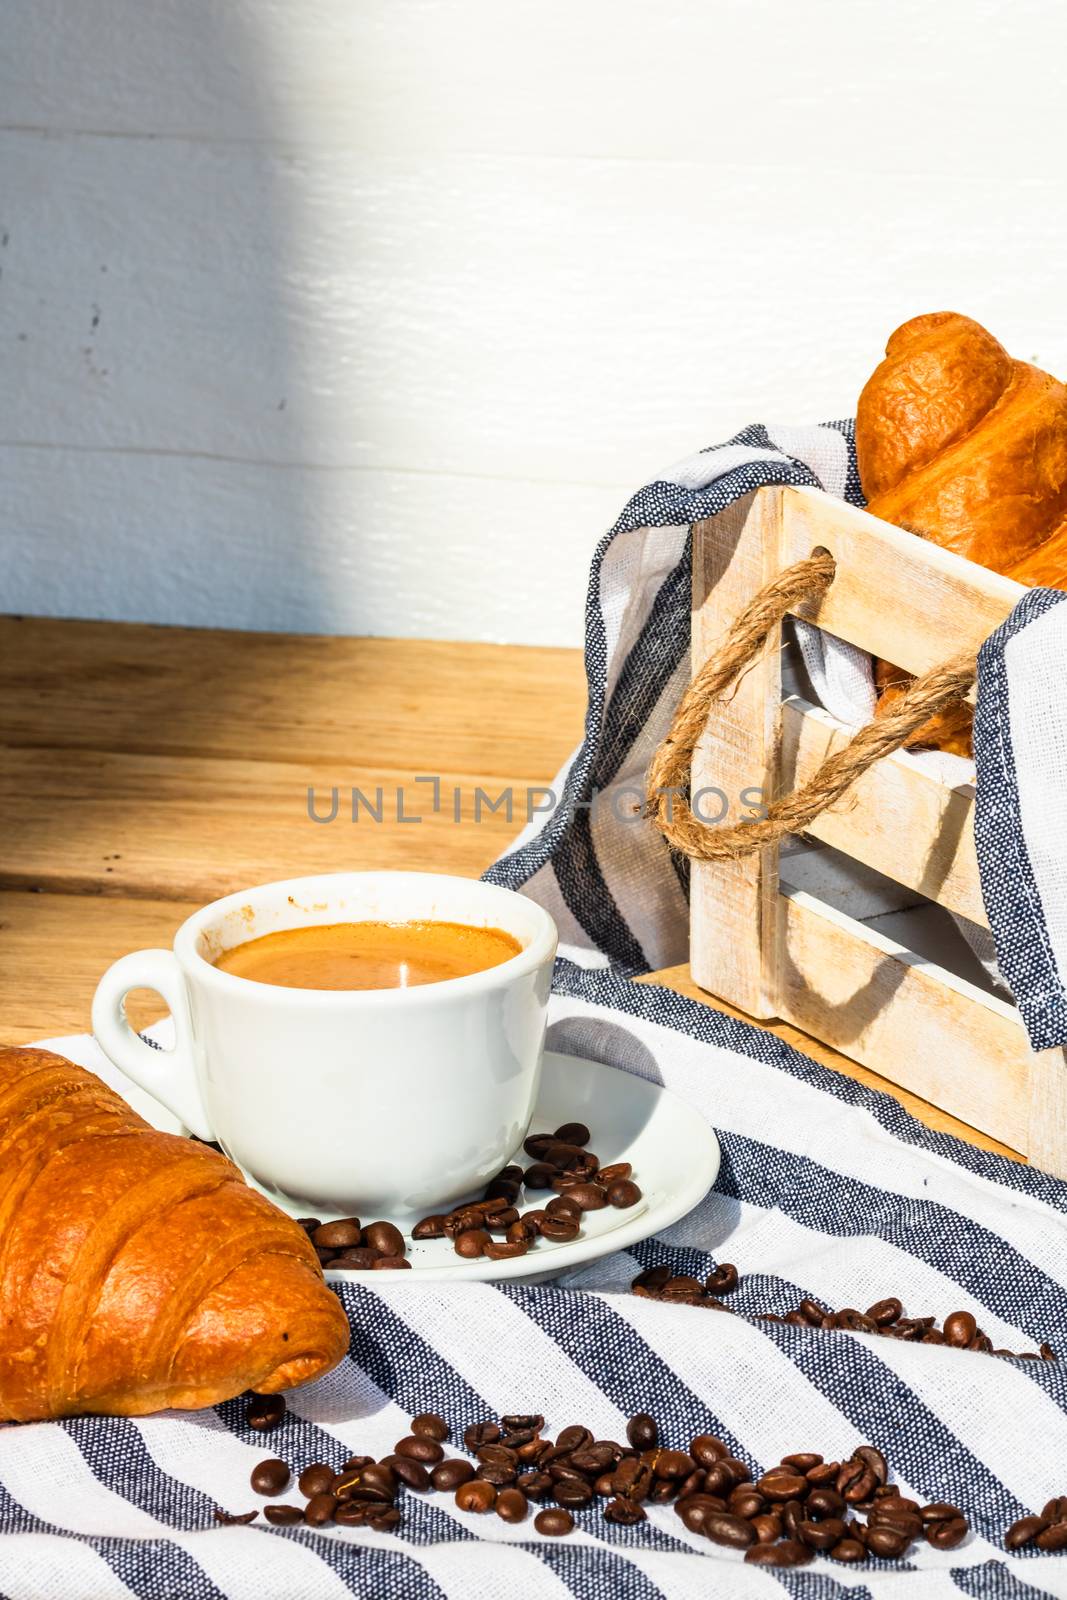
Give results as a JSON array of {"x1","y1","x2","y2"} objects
[{"x1": 2, "y1": 0, "x2": 1067, "y2": 645}]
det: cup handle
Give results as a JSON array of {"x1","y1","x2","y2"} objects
[{"x1": 91, "y1": 949, "x2": 214, "y2": 1140}]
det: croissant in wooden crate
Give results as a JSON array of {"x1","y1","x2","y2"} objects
[
  {"x1": 856, "y1": 311, "x2": 1067, "y2": 752},
  {"x1": 0, "y1": 1045, "x2": 350, "y2": 1422}
]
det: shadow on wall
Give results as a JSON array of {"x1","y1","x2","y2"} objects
[{"x1": 0, "y1": 0, "x2": 329, "y2": 635}]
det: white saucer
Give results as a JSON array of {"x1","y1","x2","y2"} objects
[{"x1": 312, "y1": 1051, "x2": 719, "y2": 1284}]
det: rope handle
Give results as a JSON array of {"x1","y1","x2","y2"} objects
[{"x1": 645, "y1": 552, "x2": 975, "y2": 862}]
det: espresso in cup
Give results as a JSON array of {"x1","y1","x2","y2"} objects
[{"x1": 213, "y1": 920, "x2": 522, "y2": 990}]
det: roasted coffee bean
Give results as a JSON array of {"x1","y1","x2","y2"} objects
[
  {"x1": 649, "y1": 1479, "x2": 678, "y2": 1505},
  {"x1": 745, "y1": 1540, "x2": 811, "y2": 1566},
  {"x1": 517, "y1": 1470, "x2": 553, "y2": 1501},
  {"x1": 781, "y1": 1452, "x2": 822, "y2": 1473},
  {"x1": 1037, "y1": 1523, "x2": 1067, "y2": 1551},
  {"x1": 519, "y1": 1212, "x2": 547, "y2": 1238},
  {"x1": 604, "y1": 1496, "x2": 647, "y2": 1524},
  {"x1": 549, "y1": 1460, "x2": 588, "y2": 1486},
  {"x1": 214, "y1": 1508, "x2": 257, "y2": 1525},
  {"x1": 1043, "y1": 1496, "x2": 1067, "y2": 1523},
  {"x1": 553, "y1": 1121, "x2": 591, "y2": 1147},
  {"x1": 464, "y1": 1422, "x2": 500, "y2": 1450},
  {"x1": 655, "y1": 1450, "x2": 697, "y2": 1480},
  {"x1": 613, "y1": 1457, "x2": 652, "y2": 1500},
  {"x1": 446, "y1": 1207, "x2": 487, "y2": 1236},
  {"x1": 757, "y1": 1472, "x2": 808, "y2": 1502},
  {"x1": 501, "y1": 1411, "x2": 544, "y2": 1433},
  {"x1": 675, "y1": 1494, "x2": 726, "y2": 1534},
  {"x1": 477, "y1": 1461, "x2": 518, "y2": 1487},
  {"x1": 607, "y1": 1179, "x2": 642, "y2": 1208},
  {"x1": 704, "y1": 1510, "x2": 757, "y2": 1549},
  {"x1": 544, "y1": 1195, "x2": 582, "y2": 1218},
  {"x1": 395, "y1": 1435, "x2": 444, "y2": 1465},
  {"x1": 729, "y1": 1488, "x2": 765, "y2": 1520},
  {"x1": 535, "y1": 1508, "x2": 575, "y2": 1536},
  {"x1": 432, "y1": 1459, "x2": 476, "y2": 1491},
  {"x1": 545, "y1": 1143, "x2": 587, "y2": 1172},
  {"x1": 523, "y1": 1133, "x2": 557, "y2": 1159},
  {"x1": 304, "y1": 1493, "x2": 336, "y2": 1526},
  {"x1": 677, "y1": 1469, "x2": 705, "y2": 1500},
  {"x1": 751, "y1": 1512, "x2": 783, "y2": 1543},
  {"x1": 263, "y1": 1504, "x2": 303, "y2": 1526},
  {"x1": 477, "y1": 1443, "x2": 519, "y2": 1467},
  {"x1": 484, "y1": 1179, "x2": 521, "y2": 1203},
  {"x1": 333, "y1": 1462, "x2": 396, "y2": 1503},
  {"x1": 1006, "y1": 1514, "x2": 1048, "y2": 1549},
  {"x1": 501, "y1": 1427, "x2": 538, "y2": 1450},
  {"x1": 702, "y1": 1463, "x2": 734, "y2": 1497},
  {"x1": 456, "y1": 1479, "x2": 497, "y2": 1513},
  {"x1": 1004, "y1": 1510, "x2": 1049, "y2": 1548},
  {"x1": 363, "y1": 1220, "x2": 405, "y2": 1258},
  {"x1": 539, "y1": 1214, "x2": 580, "y2": 1243},
  {"x1": 832, "y1": 1308, "x2": 879, "y2": 1333},
  {"x1": 689, "y1": 1433, "x2": 726, "y2": 1467},
  {"x1": 516, "y1": 1438, "x2": 551, "y2": 1464},
  {"x1": 660, "y1": 1275, "x2": 705, "y2": 1303},
  {"x1": 455, "y1": 1229, "x2": 491, "y2": 1258},
  {"x1": 245, "y1": 1393, "x2": 286, "y2": 1432},
  {"x1": 523, "y1": 1163, "x2": 556, "y2": 1189},
  {"x1": 633, "y1": 1265, "x2": 671, "y2": 1292},
  {"x1": 554, "y1": 1477, "x2": 594, "y2": 1509},
  {"x1": 597, "y1": 1162, "x2": 632, "y2": 1186},
  {"x1": 926, "y1": 1514, "x2": 968, "y2": 1549},
  {"x1": 620, "y1": 1411, "x2": 654, "y2": 1452},
  {"x1": 806, "y1": 1461, "x2": 840, "y2": 1486},
  {"x1": 797, "y1": 1298, "x2": 827, "y2": 1324},
  {"x1": 798, "y1": 1516, "x2": 847, "y2": 1550},
  {"x1": 837, "y1": 1459, "x2": 876, "y2": 1502},
  {"x1": 871, "y1": 1508, "x2": 923, "y2": 1541},
  {"x1": 250, "y1": 1458, "x2": 290, "y2": 1496},
  {"x1": 486, "y1": 1207, "x2": 521, "y2": 1232},
  {"x1": 943, "y1": 1309, "x2": 978, "y2": 1347},
  {"x1": 410, "y1": 1412, "x2": 448, "y2": 1441},
  {"x1": 297, "y1": 1462, "x2": 334, "y2": 1498},
  {"x1": 829, "y1": 1537, "x2": 866, "y2": 1563},
  {"x1": 867, "y1": 1297, "x2": 903, "y2": 1326},
  {"x1": 412, "y1": 1214, "x2": 447, "y2": 1239},
  {"x1": 866, "y1": 1524, "x2": 910, "y2": 1558},
  {"x1": 704, "y1": 1263, "x2": 739, "y2": 1296},
  {"x1": 494, "y1": 1487, "x2": 528, "y2": 1523},
  {"x1": 561, "y1": 1182, "x2": 608, "y2": 1211},
  {"x1": 340, "y1": 1455, "x2": 375, "y2": 1473},
  {"x1": 372, "y1": 1255, "x2": 411, "y2": 1270},
  {"x1": 806, "y1": 1487, "x2": 846, "y2": 1519},
  {"x1": 382, "y1": 1455, "x2": 431, "y2": 1492},
  {"x1": 569, "y1": 1444, "x2": 616, "y2": 1476},
  {"x1": 330, "y1": 1248, "x2": 383, "y2": 1270},
  {"x1": 484, "y1": 1240, "x2": 529, "y2": 1260},
  {"x1": 852, "y1": 1445, "x2": 888, "y2": 1487},
  {"x1": 311, "y1": 1218, "x2": 361, "y2": 1250}
]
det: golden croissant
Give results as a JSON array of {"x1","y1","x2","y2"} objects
[
  {"x1": 0, "y1": 1045, "x2": 349, "y2": 1421},
  {"x1": 855, "y1": 312, "x2": 1067, "y2": 752}
]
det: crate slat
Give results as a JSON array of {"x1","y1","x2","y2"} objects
[
  {"x1": 777, "y1": 888, "x2": 1032, "y2": 1152},
  {"x1": 780, "y1": 697, "x2": 987, "y2": 928},
  {"x1": 778, "y1": 487, "x2": 1023, "y2": 676}
]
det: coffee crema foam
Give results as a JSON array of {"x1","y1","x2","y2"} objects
[{"x1": 212, "y1": 919, "x2": 522, "y2": 991}]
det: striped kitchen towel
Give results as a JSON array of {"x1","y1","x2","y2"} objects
[
  {"x1": 4, "y1": 420, "x2": 1067, "y2": 1600},
  {"x1": 10, "y1": 980, "x2": 1067, "y2": 1600}
]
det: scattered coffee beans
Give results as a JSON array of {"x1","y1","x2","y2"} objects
[
  {"x1": 1006, "y1": 1496, "x2": 1067, "y2": 1551},
  {"x1": 631, "y1": 1263, "x2": 1057, "y2": 1361}
]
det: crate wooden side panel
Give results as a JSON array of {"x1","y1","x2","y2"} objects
[
  {"x1": 779, "y1": 487, "x2": 1023, "y2": 675},
  {"x1": 690, "y1": 490, "x2": 783, "y2": 1018},
  {"x1": 778, "y1": 888, "x2": 1032, "y2": 1152},
  {"x1": 780, "y1": 697, "x2": 987, "y2": 928}
]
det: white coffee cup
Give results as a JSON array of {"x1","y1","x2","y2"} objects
[{"x1": 91, "y1": 871, "x2": 557, "y2": 1220}]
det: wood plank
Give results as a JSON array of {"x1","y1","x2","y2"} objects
[
  {"x1": 777, "y1": 888, "x2": 1033, "y2": 1155},
  {"x1": 0, "y1": 747, "x2": 548, "y2": 902},
  {"x1": 0, "y1": 617, "x2": 586, "y2": 773},
  {"x1": 780, "y1": 697, "x2": 986, "y2": 927},
  {"x1": 779, "y1": 486, "x2": 1023, "y2": 677},
  {"x1": 690, "y1": 491, "x2": 783, "y2": 1018},
  {"x1": 644, "y1": 962, "x2": 1022, "y2": 1162}
]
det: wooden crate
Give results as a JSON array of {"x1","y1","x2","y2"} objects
[{"x1": 690, "y1": 484, "x2": 1067, "y2": 1174}]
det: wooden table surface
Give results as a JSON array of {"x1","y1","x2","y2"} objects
[{"x1": 0, "y1": 613, "x2": 1020, "y2": 1162}]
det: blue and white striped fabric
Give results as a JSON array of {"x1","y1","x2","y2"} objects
[{"x1": 7, "y1": 422, "x2": 1067, "y2": 1598}]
